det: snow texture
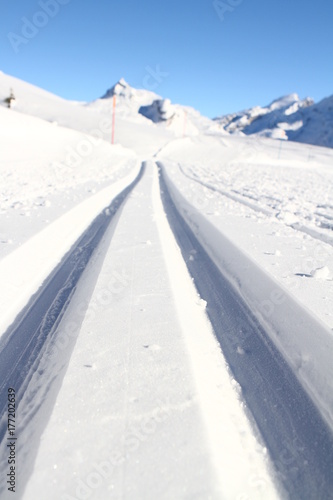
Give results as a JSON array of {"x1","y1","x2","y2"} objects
[{"x1": 0, "y1": 70, "x2": 333, "y2": 499}]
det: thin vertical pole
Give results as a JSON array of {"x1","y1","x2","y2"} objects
[{"x1": 278, "y1": 139, "x2": 282, "y2": 159}]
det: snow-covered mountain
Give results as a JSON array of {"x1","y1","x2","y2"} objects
[
  {"x1": 214, "y1": 94, "x2": 313, "y2": 136},
  {"x1": 215, "y1": 93, "x2": 333, "y2": 148},
  {"x1": 98, "y1": 77, "x2": 162, "y2": 116},
  {"x1": 96, "y1": 77, "x2": 221, "y2": 136}
]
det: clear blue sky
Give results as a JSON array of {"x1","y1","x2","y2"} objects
[{"x1": 1, "y1": 0, "x2": 333, "y2": 117}]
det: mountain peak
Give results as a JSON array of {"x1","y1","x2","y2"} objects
[
  {"x1": 101, "y1": 78, "x2": 132, "y2": 99},
  {"x1": 268, "y1": 94, "x2": 300, "y2": 111}
]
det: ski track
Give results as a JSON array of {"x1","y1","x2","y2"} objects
[
  {"x1": 0, "y1": 160, "x2": 333, "y2": 498},
  {"x1": 177, "y1": 163, "x2": 333, "y2": 248},
  {"x1": 159, "y1": 164, "x2": 333, "y2": 499},
  {"x1": 20, "y1": 163, "x2": 227, "y2": 500},
  {"x1": 0, "y1": 165, "x2": 145, "y2": 495}
]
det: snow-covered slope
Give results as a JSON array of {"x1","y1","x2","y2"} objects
[
  {"x1": 0, "y1": 71, "x2": 225, "y2": 154},
  {"x1": 0, "y1": 102, "x2": 137, "y2": 261},
  {"x1": 0, "y1": 72, "x2": 173, "y2": 156},
  {"x1": 289, "y1": 94, "x2": 333, "y2": 148},
  {"x1": 1, "y1": 70, "x2": 333, "y2": 499},
  {"x1": 138, "y1": 97, "x2": 223, "y2": 136},
  {"x1": 215, "y1": 93, "x2": 333, "y2": 148}
]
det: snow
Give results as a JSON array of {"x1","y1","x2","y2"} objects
[
  {"x1": 157, "y1": 135, "x2": 333, "y2": 331},
  {"x1": 0, "y1": 163, "x2": 141, "y2": 337},
  {"x1": 0, "y1": 105, "x2": 137, "y2": 258},
  {"x1": 20, "y1": 165, "x2": 278, "y2": 500},
  {"x1": 310, "y1": 265, "x2": 331, "y2": 280},
  {"x1": 0, "y1": 70, "x2": 333, "y2": 499},
  {"x1": 101, "y1": 78, "x2": 134, "y2": 99},
  {"x1": 0, "y1": 73, "x2": 174, "y2": 157},
  {"x1": 215, "y1": 93, "x2": 333, "y2": 148},
  {"x1": 157, "y1": 154, "x2": 333, "y2": 429},
  {"x1": 268, "y1": 93, "x2": 302, "y2": 111},
  {"x1": 139, "y1": 98, "x2": 176, "y2": 123}
]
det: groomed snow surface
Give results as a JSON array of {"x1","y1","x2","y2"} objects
[{"x1": 0, "y1": 72, "x2": 333, "y2": 499}]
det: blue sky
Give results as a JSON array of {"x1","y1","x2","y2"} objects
[{"x1": 1, "y1": 0, "x2": 333, "y2": 117}]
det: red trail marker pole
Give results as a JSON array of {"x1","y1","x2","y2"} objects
[{"x1": 112, "y1": 95, "x2": 116, "y2": 144}]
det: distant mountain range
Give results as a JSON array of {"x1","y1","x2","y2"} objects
[
  {"x1": 103, "y1": 80, "x2": 333, "y2": 149},
  {"x1": 214, "y1": 93, "x2": 333, "y2": 148},
  {"x1": 1, "y1": 70, "x2": 332, "y2": 148}
]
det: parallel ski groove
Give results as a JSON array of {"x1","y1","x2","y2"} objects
[
  {"x1": 158, "y1": 164, "x2": 333, "y2": 500},
  {"x1": 0, "y1": 164, "x2": 145, "y2": 442}
]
